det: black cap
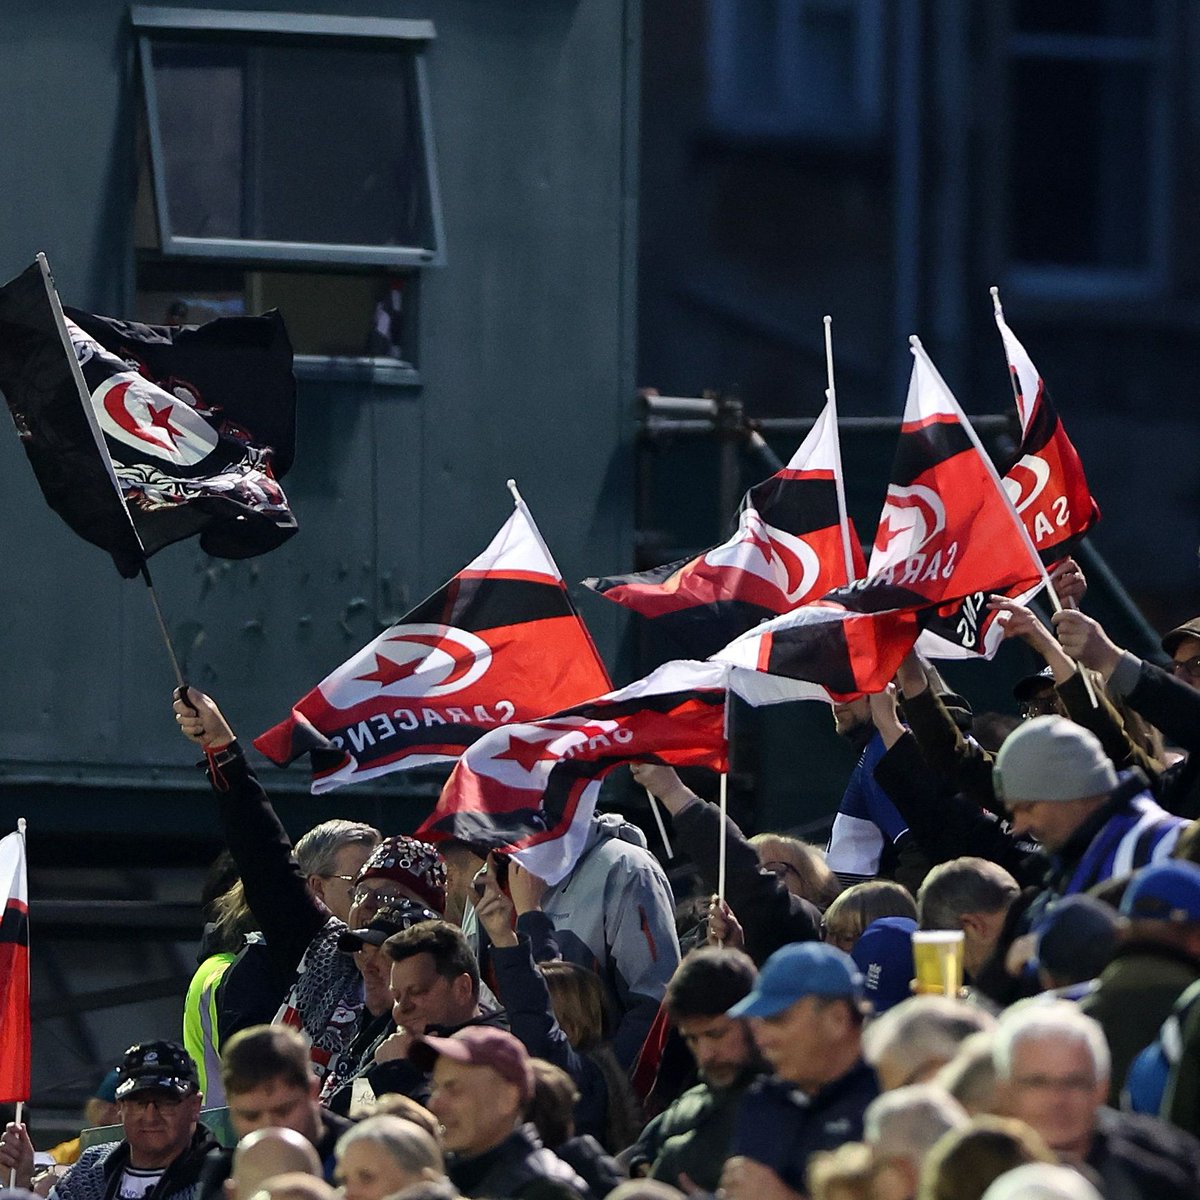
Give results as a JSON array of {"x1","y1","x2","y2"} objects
[
  {"x1": 1012, "y1": 665, "x2": 1056, "y2": 702},
  {"x1": 337, "y1": 899, "x2": 439, "y2": 953},
  {"x1": 115, "y1": 1041, "x2": 198, "y2": 1100}
]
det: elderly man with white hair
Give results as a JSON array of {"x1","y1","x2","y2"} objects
[
  {"x1": 862, "y1": 1083, "x2": 967, "y2": 1200},
  {"x1": 861, "y1": 996, "x2": 994, "y2": 1092},
  {"x1": 993, "y1": 1000, "x2": 1200, "y2": 1199}
]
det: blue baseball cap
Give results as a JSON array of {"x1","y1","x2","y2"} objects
[
  {"x1": 727, "y1": 941, "x2": 863, "y2": 1018},
  {"x1": 1121, "y1": 860, "x2": 1200, "y2": 922},
  {"x1": 851, "y1": 917, "x2": 917, "y2": 1013}
]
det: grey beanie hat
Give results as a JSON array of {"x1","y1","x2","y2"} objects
[{"x1": 993, "y1": 715, "x2": 1117, "y2": 804}]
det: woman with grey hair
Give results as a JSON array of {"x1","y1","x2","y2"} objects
[{"x1": 335, "y1": 1115, "x2": 446, "y2": 1200}]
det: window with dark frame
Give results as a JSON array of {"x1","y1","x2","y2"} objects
[
  {"x1": 131, "y1": 7, "x2": 441, "y2": 371},
  {"x1": 1001, "y1": 0, "x2": 1174, "y2": 301}
]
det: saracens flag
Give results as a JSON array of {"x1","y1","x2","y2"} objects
[
  {"x1": 255, "y1": 493, "x2": 612, "y2": 793},
  {"x1": 714, "y1": 339, "x2": 1046, "y2": 692},
  {"x1": 0, "y1": 256, "x2": 297, "y2": 578},
  {"x1": 992, "y1": 289, "x2": 1100, "y2": 562},
  {"x1": 584, "y1": 394, "x2": 865, "y2": 658},
  {"x1": 418, "y1": 659, "x2": 808, "y2": 884},
  {"x1": 0, "y1": 827, "x2": 30, "y2": 1105}
]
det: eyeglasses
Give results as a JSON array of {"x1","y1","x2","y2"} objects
[
  {"x1": 121, "y1": 1093, "x2": 187, "y2": 1111},
  {"x1": 323, "y1": 874, "x2": 357, "y2": 884},
  {"x1": 761, "y1": 861, "x2": 801, "y2": 881},
  {"x1": 1011, "y1": 1073, "x2": 1096, "y2": 1093},
  {"x1": 1171, "y1": 655, "x2": 1200, "y2": 681}
]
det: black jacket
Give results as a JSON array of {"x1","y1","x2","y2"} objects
[
  {"x1": 1087, "y1": 1106, "x2": 1200, "y2": 1200},
  {"x1": 197, "y1": 1107, "x2": 353, "y2": 1200},
  {"x1": 671, "y1": 799, "x2": 819, "y2": 965},
  {"x1": 448, "y1": 1124, "x2": 588, "y2": 1200}
]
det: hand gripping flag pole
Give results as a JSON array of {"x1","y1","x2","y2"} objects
[
  {"x1": 34, "y1": 255, "x2": 188, "y2": 691},
  {"x1": 908, "y1": 336, "x2": 1097, "y2": 708}
]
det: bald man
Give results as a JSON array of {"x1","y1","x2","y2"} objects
[{"x1": 228, "y1": 1128, "x2": 321, "y2": 1200}]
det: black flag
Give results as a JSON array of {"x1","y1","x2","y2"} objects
[{"x1": 0, "y1": 256, "x2": 298, "y2": 578}]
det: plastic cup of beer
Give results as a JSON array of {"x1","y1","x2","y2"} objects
[{"x1": 912, "y1": 930, "x2": 965, "y2": 997}]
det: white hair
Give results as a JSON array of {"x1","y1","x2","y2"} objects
[
  {"x1": 992, "y1": 1001, "x2": 1110, "y2": 1083},
  {"x1": 863, "y1": 1084, "x2": 968, "y2": 1167},
  {"x1": 980, "y1": 1163, "x2": 1103, "y2": 1200},
  {"x1": 862, "y1": 996, "x2": 995, "y2": 1081}
]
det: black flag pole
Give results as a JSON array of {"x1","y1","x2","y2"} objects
[{"x1": 37, "y1": 254, "x2": 188, "y2": 692}]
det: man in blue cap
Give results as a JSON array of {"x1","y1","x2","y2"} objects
[{"x1": 719, "y1": 943, "x2": 879, "y2": 1200}]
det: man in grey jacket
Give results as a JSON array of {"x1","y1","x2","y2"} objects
[{"x1": 457, "y1": 813, "x2": 680, "y2": 1068}]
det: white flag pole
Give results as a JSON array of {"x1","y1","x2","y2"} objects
[
  {"x1": 989, "y1": 286, "x2": 1024, "y2": 410},
  {"x1": 643, "y1": 788, "x2": 674, "y2": 860},
  {"x1": 823, "y1": 316, "x2": 858, "y2": 584},
  {"x1": 908, "y1": 337, "x2": 1096, "y2": 706},
  {"x1": 717, "y1": 693, "x2": 730, "y2": 909},
  {"x1": 10, "y1": 817, "x2": 28, "y2": 1188}
]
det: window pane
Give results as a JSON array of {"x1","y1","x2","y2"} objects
[
  {"x1": 1008, "y1": 59, "x2": 1151, "y2": 267},
  {"x1": 149, "y1": 38, "x2": 430, "y2": 250}
]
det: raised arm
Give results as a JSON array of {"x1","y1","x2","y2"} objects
[{"x1": 172, "y1": 688, "x2": 329, "y2": 975}]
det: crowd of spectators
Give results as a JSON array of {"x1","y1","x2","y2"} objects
[{"x1": 6, "y1": 573, "x2": 1200, "y2": 1200}]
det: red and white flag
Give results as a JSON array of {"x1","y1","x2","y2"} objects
[
  {"x1": 874, "y1": 338, "x2": 1046, "y2": 660},
  {"x1": 417, "y1": 660, "x2": 806, "y2": 883},
  {"x1": 255, "y1": 496, "x2": 611, "y2": 792},
  {"x1": 993, "y1": 292, "x2": 1100, "y2": 562},
  {"x1": 0, "y1": 827, "x2": 30, "y2": 1105},
  {"x1": 715, "y1": 340, "x2": 1046, "y2": 691},
  {"x1": 585, "y1": 395, "x2": 864, "y2": 657}
]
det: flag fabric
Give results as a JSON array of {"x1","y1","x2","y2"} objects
[
  {"x1": 0, "y1": 257, "x2": 298, "y2": 578},
  {"x1": 714, "y1": 600, "x2": 921, "y2": 704},
  {"x1": 416, "y1": 661, "x2": 730, "y2": 884},
  {"x1": 254, "y1": 502, "x2": 612, "y2": 792},
  {"x1": 993, "y1": 299, "x2": 1100, "y2": 562},
  {"x1": 715, "y1": 341, "x2": 1046, "y2": 691},
  {"x1": 0, "y1": 829, "x2": 30, "y2": 1104},
  {"x1": 584, "y1": 397, "x2": 865, "y2": 657}
]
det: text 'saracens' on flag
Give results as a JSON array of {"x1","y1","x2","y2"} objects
[
  {"x1": 993, "y1": 300, "x2": 1100, "y2": 563},
  {"x1": 254, "y1": 503, "x2": 612, "y2": 793},
  {"x1": 0, "y1": 829, "x2": 30, "y2": 1105},
  {"x1": 417, "y1": 660, "x2": 735, "y2": 885},
  {"x1": 584, "y1": 396, "x2": 865, "y2": 658}
]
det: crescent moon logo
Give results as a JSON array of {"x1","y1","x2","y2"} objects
[
  {"x1": 1003, "y1": 454, "x2": 1052, "y2": 515},
  {"x1": 870, "y1": 484, "x2": 947, "y2": 572},
  {"x1": 92, "y1": 372, "x2": 219, "y2": 466},
  {"x1": 704, "y1": 510, "x2": 822, "y2": 604},
  {"x1": 327, "y1": 623, "x2": 492, "y2": 706}
]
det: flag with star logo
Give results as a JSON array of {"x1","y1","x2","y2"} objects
[
  {"x1": 0, "y1": 256, "x2": 297, "y2": 578},
  {"x1": 992, "y1": 293, "x2": 1100, "y2": 563},
  {"x1": 417, "y1": 660, "x2": 734, "y2": 884},
  {"x1": 0, "y1": 827, "x2": 30, "y2": 1104},
  {"x1": 714, "y1": 340, "x2": 1046, "y2": 691},
  {"x1": 584, "y1": 394, "x2": 865, "y2": 658},
  {"x1": 255, "y1": 496, "x2": 613, "y2": 792}
]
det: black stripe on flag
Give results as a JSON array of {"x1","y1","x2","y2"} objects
[
  {"x1": 746, "y1": 475, "x2": 841, "y2": 534},
  {"x1": 406, "y1": 576, "x2": 576, "y2": 632},
  {"x1": 1, "y1": 904, "x2": 29, "y2": 948},
  {"x1": 888, "y1": 420, "x2": 974, "y2": 489}
]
